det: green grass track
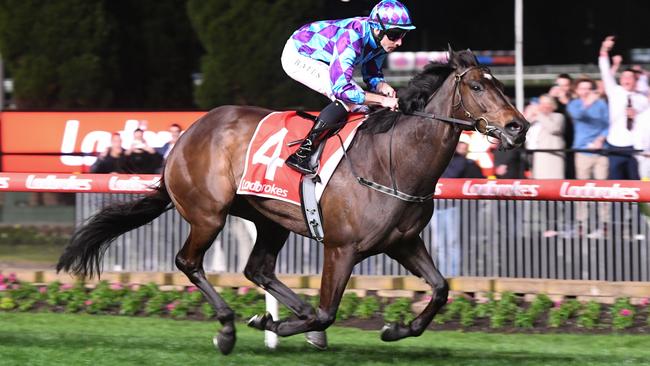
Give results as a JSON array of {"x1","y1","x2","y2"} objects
[{"x1": 1, "y1": 313, "x2": 650, "y2": 366}]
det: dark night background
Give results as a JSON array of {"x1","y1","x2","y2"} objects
[
  {"x1": 0, "y1": 0, "x2": 649, "y2": 109},
  {"x1": 328, "y1": 1, "x2": 650, "y2": 65}
]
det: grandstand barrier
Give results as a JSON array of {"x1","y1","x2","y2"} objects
[
  {"x1": 0, "y1": 172, "x2": 648, "y2": 201},
  {"x1": 3, "y1": 173, "x2": 650, "y2": 285}
]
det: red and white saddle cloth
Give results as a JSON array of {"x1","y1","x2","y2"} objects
[{"x1": 237, "y1": 111, "x2": 366, "y2": 206}]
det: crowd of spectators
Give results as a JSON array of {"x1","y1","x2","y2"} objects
[
  {"x1": 90, "y1": 123, "x2": 182, "y2": 174},
  {"x1": 439, "y1": 36, "x2": 650, "y2": 240},
  {"x1": 448, "y1": 36, "x2": 650, "y2": 182}
]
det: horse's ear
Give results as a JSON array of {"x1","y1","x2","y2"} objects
[{"x1": 447, "y1": 43, "x2": 456, "y2": 66}]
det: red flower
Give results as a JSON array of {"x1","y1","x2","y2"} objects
[
  {"x1": 166, "y1": 301, "x2": 179, "y2": 312},
  {"x1": 619, "y1": 308, "x2": 632, "y2": 317}
]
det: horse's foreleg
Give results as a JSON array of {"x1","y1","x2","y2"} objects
[
  {"x1": 176, "y1": 222, "x2": 237, "y2": 355},
  {"x1": 383, "y1": 236, "x2": 449, "y2": 341},
  {"x1": 251, "y1": 245, "x2": 356, "y2": 342},
  {"x1": 243, "y1": 220, "x2": 327, "y2": 349}
]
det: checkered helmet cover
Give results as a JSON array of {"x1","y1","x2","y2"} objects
[{"x1": 369, "y1": 0, "x2": 416, "y2": 30}]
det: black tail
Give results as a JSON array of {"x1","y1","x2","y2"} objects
[{"x1": 56, "y1": 180, "x2": 172, "y2": 279}]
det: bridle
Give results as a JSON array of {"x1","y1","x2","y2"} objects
[{"x1": 406, "y1": 66, "x2": 501, "y2": 138}]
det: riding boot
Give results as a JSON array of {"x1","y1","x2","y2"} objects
[{"x1": 286, "y1": 100, "x2": 349, "y2": 175}]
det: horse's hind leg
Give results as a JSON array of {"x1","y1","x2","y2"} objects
[
  {"x1": 176, "y1": 220, "x2": 236, "y2": 355},
  {"x1": 243, "y1": 218, "x2": 326, "y2": 349},
  {"x1": 382, "y1": 236, "x2": 449, "y2": 341}
]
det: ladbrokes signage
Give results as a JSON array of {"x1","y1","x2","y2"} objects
[
  {"x1": 1, "y1": 111, "x2": 205, "y2": 172},
  {"x1": 0, "y1": 173, "x2": 645, "y2": 201},
  {"x1": 434, "y1": 179, "x2": 650, "y2": 202},
  {"x1": 0, "y1": 173, "x2": 159, "y2": 193},
  {"x1": 1, "y1": 112, "x2": 499, "y2": 175}
]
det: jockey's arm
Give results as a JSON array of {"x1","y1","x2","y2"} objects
[
  {"x1": 361, "y1": 54, "x2": 397, "y2": 106},
  {"x1": 330, "y1": 32, "x2": 398, "y2": 110},
  {"x1": 362, "y1": 54, "x2": 394, "y2": 97}
]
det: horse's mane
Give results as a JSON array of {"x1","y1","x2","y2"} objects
[{"x1": 360, "y1": 50, "x2": 478, "y2": 134}]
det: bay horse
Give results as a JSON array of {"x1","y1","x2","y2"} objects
[{"x1": 57, "y1": 48, "x2": 528, "y2": 355}]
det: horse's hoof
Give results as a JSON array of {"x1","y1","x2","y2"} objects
[
  {"x1": 247, "y1": 312, "x2": 272, "y2": 331},
  {"x1": 305, "y1": 331, "x2": 328, "y2": 350},
  {"x1": 380, "y1": 323, "x2": 411, "y2": 342},
  {"x1": 213, "y1": 329, "x2": 236, "y2": 355}
]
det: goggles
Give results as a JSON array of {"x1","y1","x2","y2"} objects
[{"x1": 376, "y1": 15, "x2": 408, "y2": 41}]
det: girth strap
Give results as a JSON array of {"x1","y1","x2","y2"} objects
[
  {"x1": 356, "y1": 177, "x2": 435, "y2": 203},
  {"x1": 338, "y1": 134, "x2": 436, "y2": 203}
]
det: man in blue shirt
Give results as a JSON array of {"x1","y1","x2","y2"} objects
[
  {"x1": 566, "y1": 78, "x2": 609, "y2": 180},
  {"x1": 566, "y1": 77, "x2": 610, "y2": 235}
]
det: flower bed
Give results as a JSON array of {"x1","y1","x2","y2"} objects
[{"x1": 1, "y1": 272, "x2": 649, "y2": 333}]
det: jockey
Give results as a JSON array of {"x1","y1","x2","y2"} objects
[{"x1": 281, "y1": 0, "x2": 415, "y2": 175}]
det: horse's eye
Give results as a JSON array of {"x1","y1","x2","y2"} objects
[{"x1": 470, "y1": 82, "x2": 482, "y2": 92}]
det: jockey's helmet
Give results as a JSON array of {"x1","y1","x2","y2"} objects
[{"x1": 369, "y1": 0, "x2": 416, "y2": 31}]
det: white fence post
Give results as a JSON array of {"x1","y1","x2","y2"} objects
[{"x1": 264, "y1": 291, "x2": 279, "y2": 349}]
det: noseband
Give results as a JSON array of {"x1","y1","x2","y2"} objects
[{"x1": 407, "y1": 66, "x2": 499, "y2": 137}]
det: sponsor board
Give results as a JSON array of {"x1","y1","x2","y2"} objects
[
  {"x1": 108, "y1": 176, "x2": 161, "y2": 192},
  {"x1": 0, "y1": 112, "x2": 495, "y2": 175},
  {"x1": 461, "y1": 180, "x2": 540, "y2": 198},
  {"x1": 0, "y1": 173, "x2": 158, "y2": 193},
  {"x1": 559, "y1": 182, "x2": 640, "y2": 200},
  {"x1": 25, "y1": 175, "x2": 93, "y2": 191},
  {"x1": 0, "y1": 172, "x2": 646, "y2": 203},
  {"x1": 0, "y1": 111, "x2": 204, "y2": 172}
]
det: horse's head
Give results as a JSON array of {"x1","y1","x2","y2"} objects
[{"x1": 446, "y1": 46, "x2": 529, "y2": 149}]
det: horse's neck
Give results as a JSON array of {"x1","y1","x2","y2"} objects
[
  {"x1": 348, "y1": 77, "x2": 461, "y2": 199},
  {"x1": 393, "y1": 115, "x2": 460, "y2": 196},
  {"x1": 376, "y1": 79, "x2": 461, "y2": 197}
]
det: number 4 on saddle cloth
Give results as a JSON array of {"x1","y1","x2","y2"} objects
[{"x1": 237, "y1": 111, "x2": 366, "y2": 240}]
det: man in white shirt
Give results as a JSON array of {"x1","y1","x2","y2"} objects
[
  {"x1": 599, "y1": 36, "x2": 649, "y2": 179},
  {"x1": 635, "y1": 109, "x2": 650, "y2": 179}
]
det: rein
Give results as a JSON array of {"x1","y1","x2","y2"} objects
[{"x1": 347, "y1": 66, "x2": 499, "y2": 203}]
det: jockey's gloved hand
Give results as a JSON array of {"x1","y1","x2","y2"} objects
[{"x1": 382, "y1": 96, "x2": 399, "y2": 111}]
